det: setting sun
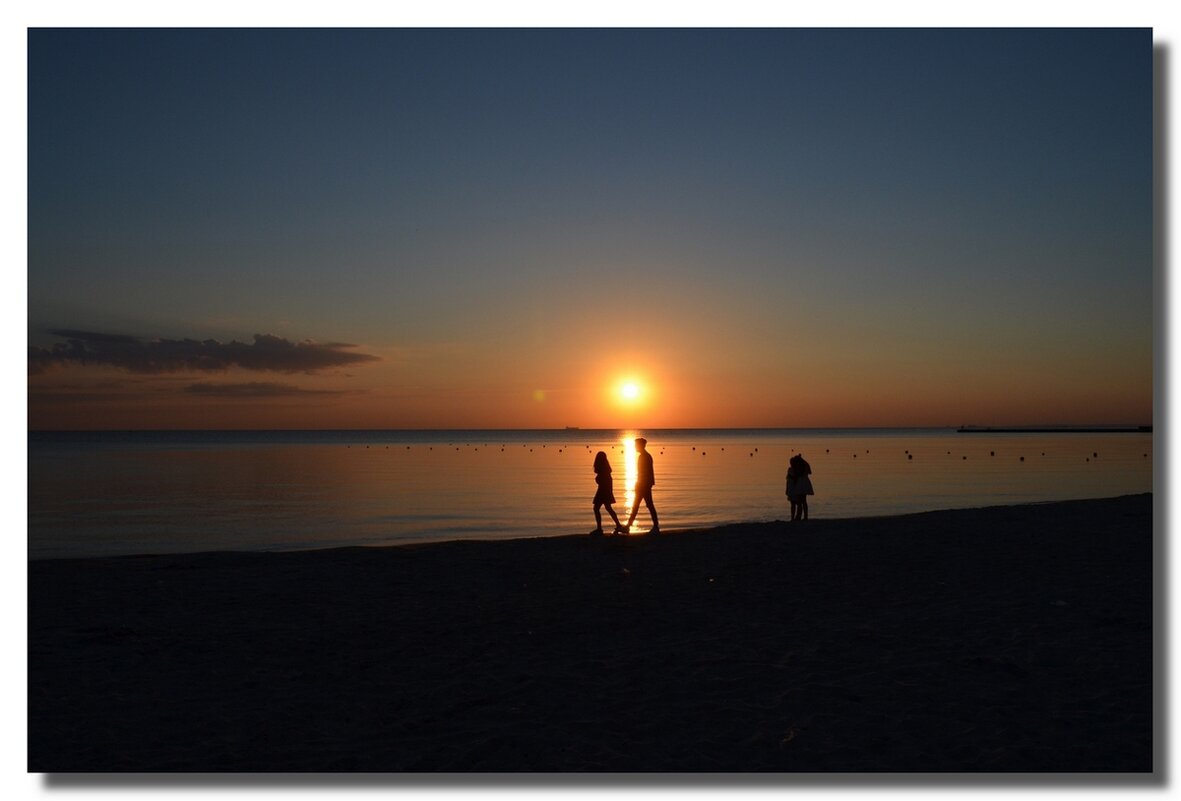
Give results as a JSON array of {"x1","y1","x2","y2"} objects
[{"x1": 618, "y1": 380, "x2": 643, "y2": 403}]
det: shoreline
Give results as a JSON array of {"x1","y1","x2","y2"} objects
[
  {"x1": 30, "y1": 494, "x2": 1153, "y2": 772},
  {"x1": 29, "y1": 493, "x2": 1154, "y2": 564}
]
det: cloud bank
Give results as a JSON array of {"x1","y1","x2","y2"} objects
[
  {"x1": 29, "y1": 330, "x2": 381, "y2": 375},
  {"x1": 184, "y1": 382, "x2": 353, "y2": 398}
]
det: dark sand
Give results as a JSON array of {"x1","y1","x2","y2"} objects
[{"x1": 29, "y1": 495, "x2": 1153, "y2": 773}]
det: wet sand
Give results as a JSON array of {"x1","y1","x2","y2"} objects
[{"x1": 29, "y1": 494, "x2": 1153, "y2": 772}]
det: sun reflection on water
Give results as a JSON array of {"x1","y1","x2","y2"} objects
[{"x1": 621, "y1": 432, "x2": 640, "y2": 533}]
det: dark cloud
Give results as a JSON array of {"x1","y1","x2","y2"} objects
[
  {"x1": 47, "y1": 329, "x2": 141, "y2": 344},
  {"x1": 29, "y1": 330, "x2": 381, "y2": 375},
  {"x1": 184, "y1": 382, "x2": 353, "y2": 398},
  {"x1": 28, "y1": 390, "x2": 130, "y2": 405}
]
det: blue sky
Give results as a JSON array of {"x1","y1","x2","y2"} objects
[{"x1": 27, "y1": 28, "x2": 1153, "y2": 428}]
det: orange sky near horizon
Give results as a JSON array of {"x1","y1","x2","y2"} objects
[{"x1": 27, "y1": 317, "x2": 1153, "y2": 430}]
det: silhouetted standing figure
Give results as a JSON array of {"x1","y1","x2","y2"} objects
[
  {"x1": 624, "y1": 437, "x2": 659, "y2": 534},
  {"x1": 591, "y1": 451, "x2": 625, "y2": 536},
  {"x1": 788, "y1": 454, "x2": 814, "y2": 521},
  {"x1": 785, "y1": 460, "x2": 800, "y2": 521}
]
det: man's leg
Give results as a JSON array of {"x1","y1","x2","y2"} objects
[{"x1": 645, "y1": 493, "x2": 659, "y2": 528}]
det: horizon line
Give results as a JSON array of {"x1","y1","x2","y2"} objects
[{"x1": 27, "y1": 423, "x2": 1153, "y2": 434}]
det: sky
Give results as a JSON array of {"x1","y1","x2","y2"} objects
[{"x1": 26, "y1": 27, "x2": 1154, "y2": 429}]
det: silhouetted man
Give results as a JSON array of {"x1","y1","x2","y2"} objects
[{"x1": 625, "y1": 437, "x2": 659, "y2": 534}]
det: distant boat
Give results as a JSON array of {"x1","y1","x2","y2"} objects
[{"x1": 564, "y1": 426, "x2": 580, "y2": 430}]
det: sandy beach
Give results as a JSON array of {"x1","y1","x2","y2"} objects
[{"x1": 29, "y1": 494, "x2": 1153, "y2": 773}]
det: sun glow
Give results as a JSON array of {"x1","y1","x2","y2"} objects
[
  {"x1": 617, "y1": 379, "x2": 644, "y2": 404},
  {"x1": 602, "y1": 368, "x2": 657, "y2": 424}
]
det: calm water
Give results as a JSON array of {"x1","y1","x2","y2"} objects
[{"x1": 28, "y1": 429, "x2": 1153, "y2": 559}]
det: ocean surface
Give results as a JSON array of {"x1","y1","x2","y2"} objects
[{"x1": 28, "y1": 428, "x2": 1153, "y2": 559}]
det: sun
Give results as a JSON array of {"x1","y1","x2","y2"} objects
[
  {"x1": 618, "y1": 380, "x2": 643, "y2": 403},
  {"x1": 606, "y1": 372, "x2": 652, "y2": 414}
]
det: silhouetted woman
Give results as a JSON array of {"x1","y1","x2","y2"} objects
[
  {"x1": 785, "y1": 459, "x2": 800, "y2": 521},
  {"x1": 591, "y1": 451, "x2": 626, "y2": 536},
  {"x1": 788, "y1": 454, "x2": 814, "y2": 521}
]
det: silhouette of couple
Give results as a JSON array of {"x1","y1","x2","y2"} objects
[
  {"x1": 591, "y1": 437, "x2": 659, "y2": 536},
  {"x1": 786, "y1": 453, "x2": 814, "y2": 521}
]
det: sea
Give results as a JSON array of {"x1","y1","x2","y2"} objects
[{"x1": 27, "y1": 428, "x2": 1154, "y2": 560}]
